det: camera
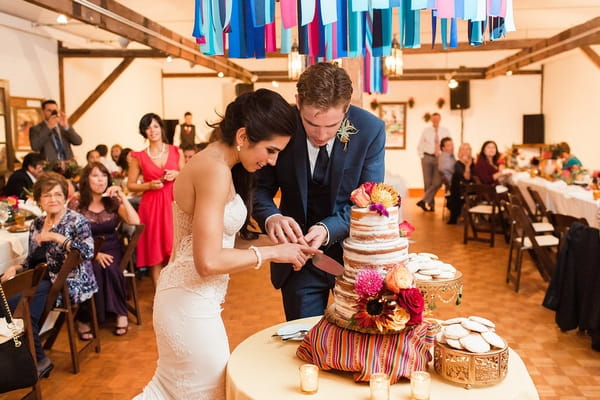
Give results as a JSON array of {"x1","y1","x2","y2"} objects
[{"x1": 50, "y1": 110, "x2": 58, "y2": 116}]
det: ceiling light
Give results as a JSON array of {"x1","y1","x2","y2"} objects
[
  {"x1": 166, "y1": 55, "x2": 173, "y2": 63},
  {"x1": 384, "y1": 36, "x2": 403, "y2": 77},
  {"x1": 117, "y1": 37, "x2": 130, "y2": 49},
  {"x1": 448, "y1": 79, "x2": 459, "y2": 89},
  {"x1": 272, "y1": 80, "x2": 279, "y2": 88},
  {"x1": 506, "y1": 70, "x2": 513, "y2": 76},
  {"x1": 56, "y1": 14, "x2": 68, "y2": 24},
  {"x1": 287, "y1": 42, "x2": 306, "y2": 81},
  {"x1": 217, "y1": 71, "x2": 225, "y2": 78}
]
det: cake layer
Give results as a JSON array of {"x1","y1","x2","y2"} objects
[{"x1": 349, "y1": 206, "x2": 399, "y2": 241}]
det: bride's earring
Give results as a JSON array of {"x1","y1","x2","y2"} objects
[{"x1": 236, "y1": 145, "x2": 241, "y2": 152}]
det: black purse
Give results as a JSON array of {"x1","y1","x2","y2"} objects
[{"x1": 0, "y1": 281, "x2": 38, "y2": 393}]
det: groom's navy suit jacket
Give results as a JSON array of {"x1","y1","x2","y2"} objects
[{"x1": 253, "y1": 105, "x2": 386, "y2": 290}]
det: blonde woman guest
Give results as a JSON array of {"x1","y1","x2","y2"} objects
[
  {"x1": 127, "y1": 113, "x2": 183, "y2": 288},
  {"x1": 447, "y1": 143, "x2": 475, "y2": 224}
]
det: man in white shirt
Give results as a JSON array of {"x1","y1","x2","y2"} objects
[
  {"x1": 416, "y1": 113, "x2": 449, "y2": 212},
  {"x1": 95, "y1": 144, "x2": 119, "y2": 173}
]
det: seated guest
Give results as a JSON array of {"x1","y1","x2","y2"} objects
[
  {"x1": 474, "y1": 140, "x2": 504, "y2": 185},
  {"x1": 96, "y1": 144, "x2": 119, "y2": 173},
  {"x1": 2, "y1": 152, "x2": 45, "y2": 199},
  {"x1": 559, "y1": 142, "x2": 582, "y2": 170},
  {"x1": 70, "y1": 162, "x2": 140, "y2": 336},
  {"x1": 181, "y1": 144, "x2": 197, "y2": 164},
  {"x1": 86, "y1": 149, "x2": 101, "y2": 164},
  {"x1": 1, "y1": 172, "x2": 97, "y2": 377},
  {"x1": 438, "y1": 137, "x2": 456, "y2": 192},
  {"x1": 447, "y1": 143, "x2": 475, "y2": 224},
  {"x1": 111, "y1": 144, "x2": 123, "y2": 164}
]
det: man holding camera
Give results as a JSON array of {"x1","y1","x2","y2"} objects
[{"x1": 29, "y1": 99, "x2": 82, "y2": 164}]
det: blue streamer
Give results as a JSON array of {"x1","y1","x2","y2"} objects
[
  {"x1": 431, "y1": 10, "x2": 437, "y2": 49},
  {"x1": 441, "y1": 18, "x2": 448, "y2": 50},
  {"x1": 336, "y1": 0, "x2": 348, "y2": 57},
  {"x1": 348, "y1": 9, "x2": 363, "y2": 57},
  {"x1": 192, "y1": 0, "x2": 202, "y2": 38},
  {"x1": 280, "y1": 26, "x2": 292, "y2": 53},
  {"x1": 351, "y1": 0, "x2": 368, "y2": 12},
  {"x1": 450, "y1": 18, "x2": 458, "y2": 48},
  {"x1": 411, "y1": 0, "x2": 427, "y2": 10},
  {"x1": 454, "y1": 0, "x2": 465, "y2": 19},
  {"x1": 228, "y1": 0, "x2": 244, "y2": 57},
  {"x1": 470, "y1": 20, "x2": 483, "y2": 46},
  {"x1": 298, "y1": 0, "x2": 310, "y2": 54},
  {"x1": 325, "y1": 23, "x2": 333, "y2": 59}
]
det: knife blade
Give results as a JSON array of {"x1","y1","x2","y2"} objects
[{"x1": 311, "y1": 253, "x2": 344, "y2": 276}]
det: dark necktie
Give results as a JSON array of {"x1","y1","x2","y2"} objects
[
  {"x1": 52, "y1": 128, "x2": 66, "y2": 160},
  {"x1": 312, "y1": 145, "x2": 329, "y2": 184}
]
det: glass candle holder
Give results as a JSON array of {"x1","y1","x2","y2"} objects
[
  {"x1": 298, "y1": 364, "x2": 319, "y2": 394},
  {"x1": 369, "y1": 373, "x2": 390, "y2": 400},
  {"x1": 410, "y1": 371, "x2": 431, "y2": 400}
]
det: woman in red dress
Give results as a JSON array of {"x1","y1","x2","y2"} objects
[{"x1": 128, "y1": 113, "x2": 183, "y2": 287}]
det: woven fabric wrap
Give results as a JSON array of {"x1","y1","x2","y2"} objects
[{"x1": 297, "y1": 317, "x2": 434, "y2": 384}]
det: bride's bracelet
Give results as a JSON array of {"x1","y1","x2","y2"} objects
[{"x1": 248, "y1": 246, "x2": 262, "y2": 270}]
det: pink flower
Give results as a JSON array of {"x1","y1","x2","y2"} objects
[
  {"x1": 399, "y1": 220, "x2": 415, "y2": 237},
  {"x1": 355, "y1": 269, "x2": 384, "y2": 298},
  {"x1": 369, "y1": 203, "x2": 389, "y2": 217},
  {"x1": 350, "y1": 187, "x2": 370, "y2": 207},
  {"x1": 362, "y1": 182, "x2": 377, "y2": 195}
]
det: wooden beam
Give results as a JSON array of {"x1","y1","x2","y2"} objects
[
  {"x1": 580, "y1": 45, "x2": 600, "y2": 69},
  {"x1": 69, "y1": 57, "x2": 133, "y2": 125},
  {"x1": 486, "y1": 17, "x2": 600, "y2": 78},
  {"x1": 162, "y1": 73, "x2": 220, "y2": 79},
  {"x1": 23, "y1": 0, "x2": 253, "y2": 82},
  {"x1": 60, "y1": 48, "x2": 164, "y2": 58}
]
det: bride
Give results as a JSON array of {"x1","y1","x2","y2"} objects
[{"x1": 134, "y1": 89, "x2": 318, "y2": 399}]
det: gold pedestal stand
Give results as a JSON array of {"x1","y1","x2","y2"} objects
[{"x1": 416, "y1": 271, "x2": 463, "y2": 315}]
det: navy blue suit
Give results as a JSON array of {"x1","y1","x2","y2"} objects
[{"x1": 253, "y1": 105, "x2": 385, "y2": 320}]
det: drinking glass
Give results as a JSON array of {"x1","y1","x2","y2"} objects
[{"x1": 0, "y1": 203, "x2": 11, "y2": 230}]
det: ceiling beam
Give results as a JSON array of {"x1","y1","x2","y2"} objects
[
  {"x1": 580, "y1": 45, "x2": 600, "y2": 69},
  {"x1": 486, "y1": 17, "x2": 600, "y2": 78},
  {"x1": 60, "y1": 48, "x2": 164, "y2": 58},
  {"x1": 23, "y1": 0, "x2": 253, "y2": 82},
  {"x1": 70, "y1": 57, "x2": 134, "y2": 125}
]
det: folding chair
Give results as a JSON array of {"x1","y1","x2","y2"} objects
[
  {"x1": 506, "y1": 192, "x2": 554, "y2": 234},
  {"x1": 463, "y1": 184, "x2": 505, "y2": 247},
  {"x1": 39, "y1": 250, "x2": 101, "y2": 374},
  {"x1": 1, "y1": 263, "x2": 47, "y2": 400},
  {"x1": 506, "y1": 204, "x2": 559, "y2": 292},
  {"x1": 527, "y1": 186, "x2": 550, "y2": 222},
  {"x1": 546, "y1": 211, "x2": 588, "y2": 250},
  {"x1": 118, "y1": 223, "x2": 145, "y2": 325}
]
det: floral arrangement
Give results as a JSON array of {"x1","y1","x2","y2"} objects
[
  {"x1": 336, "y1": 118, "x2": 358, "y2": 152},
  {"x1": 407, "y1": 97, "x2": 415, "y2": 108},
  {"x1": 541, "y1": 143, "x2": 566, "y2": 160},
  {"x1": 436, "y1": 97, "x2": 445, "y2": 109},
  {"x1": 501, "y1": 145, "x2": 520, "y2": 168},
  {"x1": 350, "y1": 264, "x2": 424, "y2": 332},
  {"x1": 423, "y1": 112, "x2": 431, "y2": 122},
  {"x1": 0, "y1": 196, "x2": 19, "y2": 211},
  {"x1": 349, "y1": 182, "x2": 400, "y2": 216}
]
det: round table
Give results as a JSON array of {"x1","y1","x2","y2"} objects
[
  {"x1": 0, "y1": 228, "x2": 29, "y2": 275},
  {"x1": 226, "y1": 316, "x2": 539, "y2": 400}
]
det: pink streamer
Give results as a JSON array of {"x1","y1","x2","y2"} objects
[
  {"x1": 436, "y1": 0, "x2": 455, "y2": 18},
  {"x1": 280, "y1": 0, "x2": 297, "y2": 29},
  {"x1": 308, "y1": 11, "x2": 320, "y2": 57},
  {"x1": 331, "y1": 21, "x2": 338, "y2": 59},
  {"x1": 265, "y1": 22, "x2": 277, "y2": 52}
]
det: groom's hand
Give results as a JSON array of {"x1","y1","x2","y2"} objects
[
  {"x1": 304, "y1": 224, "x2": 328, "y2": 249},
  {"x1": 265, "y1": 214, "x2": 306, "y2": 245}
]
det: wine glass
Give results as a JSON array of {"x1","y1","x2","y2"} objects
[{"x1": 0, "y1": 203, "x2": 10, "y2": 230}]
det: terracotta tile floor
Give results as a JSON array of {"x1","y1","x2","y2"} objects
[{"x1": 4, "y1": 196, "x2": 600, "y2": 399}]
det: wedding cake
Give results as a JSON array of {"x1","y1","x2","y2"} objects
[{"x1": 297, "y1": 183, "x2": 432, "y2": 384}]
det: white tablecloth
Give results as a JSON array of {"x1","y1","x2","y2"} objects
[
  {"x1": 512, "y1": 172, "x2": 600, "y2": 228},
  {"x1": 226, "y1": 316, "x2": 539, "y2": 400},
  {"x1": 0, "y1": 229, "x2": 29, "y2": 275}
]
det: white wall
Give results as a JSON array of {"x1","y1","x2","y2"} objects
[{"x1": 543, "y1": 48, "x2": 600, "y2": 170}]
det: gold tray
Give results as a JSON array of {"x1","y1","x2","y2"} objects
[
  {"x1": 433, "y1": 340, "x2": 508, "y2": 389},
  {"x1": 416, "y1": 271, "x2": 463, "y2": 313},
  {"x1": 7, "y1": 225, "x2": 29, "y2": 233}
]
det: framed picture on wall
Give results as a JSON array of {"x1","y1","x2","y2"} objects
[
  {"x1": 13, "y1": 105, "x2": 42, "y2": 151},
  {"x1": 379, "y1": 102, "x2": 406, "y2": 149}
]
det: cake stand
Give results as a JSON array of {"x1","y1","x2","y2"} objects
[{"x1": 416, "y1": 271, "x2": 463, "y2": 315}]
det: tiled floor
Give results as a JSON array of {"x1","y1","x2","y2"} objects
[{"x1": 4, "y1": 196, "x2": 600, "y2": 399}]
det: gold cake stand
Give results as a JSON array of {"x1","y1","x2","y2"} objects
[{"x1": 416, "y1": 271, "x2": 463, "y2": 315}]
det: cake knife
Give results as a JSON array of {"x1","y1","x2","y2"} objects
[{"x1": 311, "y1": 254, "x2": 344, "y2": 276}]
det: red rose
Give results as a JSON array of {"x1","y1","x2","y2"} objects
[
  {"x1": 362, "y1": 182, "x2": 377, "y2": 195},
  {"x1": 397, "y1": 288, "x2": 424, "y2": 326}
]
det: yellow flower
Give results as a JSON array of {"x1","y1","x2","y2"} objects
[{"x1": 369, "y1": 184, "x2": 399, "y2": 208}]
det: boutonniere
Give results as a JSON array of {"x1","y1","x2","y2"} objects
[{"x1": 336, "y1": 118, "x2": 358, "y2": 152}]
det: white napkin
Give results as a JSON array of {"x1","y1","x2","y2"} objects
[{"x1": 19, "y1": 199, "x2": 42, "y2": 217}]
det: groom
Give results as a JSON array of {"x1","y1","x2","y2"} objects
[{"x1": 253, "y1": 62, "x2": 386, "y2": 321}]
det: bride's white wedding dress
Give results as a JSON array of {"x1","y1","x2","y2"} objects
[{"x1": 134, "y1": 195, "x2": 246, "y2": 400}]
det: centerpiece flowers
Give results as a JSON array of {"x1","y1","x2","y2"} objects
[
  {"x1": 349, "y1": 182, "x2": 400, "y2": 216},
  {"x1": 350, "y1": 264, "x2": 425, "y2": 332}
]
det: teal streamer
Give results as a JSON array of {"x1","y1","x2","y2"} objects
[
  {"x1": 441, "y1": 18, "x2": 448, "y2": 50},
  {"x1": 280, "y1": 26, "x2": 292, "y2": 53}
]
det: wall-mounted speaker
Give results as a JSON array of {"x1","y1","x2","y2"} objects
[
  {"x1": 523, "y1": 114, "x2": 544, "y2": 144},
  {"x1": 450, "y1": 81, "x2": 470, "y2": 110},
  {"x1": 235, "y1": 83, "x2": 254, "y2": 97}
]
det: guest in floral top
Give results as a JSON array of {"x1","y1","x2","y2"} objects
[
  {"x1": 1, "y1": 172, "x2": 97, "y2": 378},
  {"x1": 70, "y1": 162, "x2": 140, "y2": 336}
]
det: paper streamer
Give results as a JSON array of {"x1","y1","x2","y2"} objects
[{"x1": 280, "y1": 0, "x2": 297, "y2": 29}]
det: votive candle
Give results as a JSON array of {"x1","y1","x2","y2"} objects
[
  {"x1": 369, "y1": 373, "x2": 390, "y2": 400},
  {"x1": 410, "y1": 371, "x2": 431, "y2": 400},
  {"x1": 299, "y1": 364, "x2": 319, "y2": 394}
]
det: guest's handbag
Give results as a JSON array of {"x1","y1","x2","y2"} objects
[{"x1": 0, "y1": 282, "x2": 38, "y2": 393}]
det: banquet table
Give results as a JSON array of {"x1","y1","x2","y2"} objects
[
  {"x1": 0, "y1": 228, "x2": 29, "y2": 275},
  {"x1": 512, "y1": 172, "x2": 600, "y2": 229},
  {"x1": 226, "y1": 316, "x2": 539, "y2": 400}
]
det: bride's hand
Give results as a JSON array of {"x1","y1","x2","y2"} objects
[{"x1": 272, "y1": 243, "x2": 321, "y2": 271}]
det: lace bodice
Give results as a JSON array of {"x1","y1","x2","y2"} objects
[{"x1": 157, "y1": 194, "x2": 247, "y2": 307}]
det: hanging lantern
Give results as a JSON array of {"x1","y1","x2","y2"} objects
[
  {"x1": 288, "y1": 42, "x2": 306, "y2": 81},
  {"x1": 384, "y1": 37, "x2": 403, "y2": 77}
]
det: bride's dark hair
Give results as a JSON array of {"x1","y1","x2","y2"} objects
[{"x1": 209, "y1": 88, "x2": 297, "y2": 237}]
